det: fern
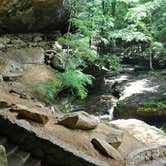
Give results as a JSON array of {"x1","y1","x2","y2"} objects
[
  {"x1": 56, "y1": 70, "x2": 94, "y2": 99},
  {"x1": 35, "y1": 78, "x2": 63, "y2": 104},
  {"x1": 35, "y1": 70, "x2": 93, "y2": 102}
]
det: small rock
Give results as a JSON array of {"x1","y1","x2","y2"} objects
[
  {"x1": 0, "y1": 43, "x2": 5, "y2": 49},
  {"x1": 0, "y1": 101, "x2": 10, "y2": 108},
  {"x1": 10, "y1": 104, "x2": 49, "y2": 124},
  {"x1": 91, "y1": 138, "x2": 124, "y2": 160},
  {"x1": 3, "y1": 73, "x2": 22, "y2": 81},
  {"x1": 11, "y1": 39, "x2": 27, "y2": 48},
  {"x1": 51, "y1": 54, "x2": 66, "y2": 72},
  {"x1": 33, "y1": 36, "x2": 43, "y2": 42},
  {"x1": 58, "y1": 111, "x2": 99, "y2": 130},
  {"x1": 0, "y1": 145, "x2": 8, "y2": 166},
  {"x1": 0, "y1": 36, "x2": 11, "y2": 45},
  {"x1": 53, "y1": 41, "x2": 63, "y2": 51}
]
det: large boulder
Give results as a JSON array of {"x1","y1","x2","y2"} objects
[{"x1": 0, "y1": 0, "x2": 66, "y2": 33}]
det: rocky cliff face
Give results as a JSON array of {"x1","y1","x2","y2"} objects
[{"x1": 0, "y1": 0, "x2": 66, "y2": 33}]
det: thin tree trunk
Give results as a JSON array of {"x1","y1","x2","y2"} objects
[
  {"x1": 149, "y1": 50, "x2": 154, "y2": 70},
  {"x1": 112, "y1": 0, "x2": 116, "y2": 17}
]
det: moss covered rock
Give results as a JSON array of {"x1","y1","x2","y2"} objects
[
  {"x1": 0, "y1": 0, "x2": 66, "y2": 33},
  {"x1": 115, "y1": 104, "x2": 166, "y2": 122}
]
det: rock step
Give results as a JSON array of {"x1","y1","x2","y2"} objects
[
  {"x1": 24, "y1": 157, "x2": 42, "y2": 166},
  {"x1": 7, "y1": 149, "x2": 30, "y2": 166},
  {"x1": 0, "y1": 135, "x2": 43, "y2": 166}
]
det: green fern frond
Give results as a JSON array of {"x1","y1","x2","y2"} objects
[{"x1": 56, "y1": 70, "x2": 94, "y2": 99}]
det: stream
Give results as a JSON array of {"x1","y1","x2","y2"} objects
[{"x1": 71, "y1": 64, "x2": 166, "y2": 132}]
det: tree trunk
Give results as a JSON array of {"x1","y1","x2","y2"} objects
[
  {"x1": 149, "y1": 50, "x2": 154, "y2": 70},
  {"x1": 112, "y1": 0, "x2": 116, "y2": 17}
]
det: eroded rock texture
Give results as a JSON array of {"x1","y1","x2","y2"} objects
[{"x1": 0, "y1": 0, "x2": 66, "y2": 33}]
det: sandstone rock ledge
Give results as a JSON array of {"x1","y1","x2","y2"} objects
[
  {"x1": 0, "y1": 106, "x2": 166, "y2": 165},
  {"x1": 0, "y1": 0, "x2": 66, "y2": 33},
  {"x1": 0, "y1": 108, "x2": 123, "y2": 166},
  {"x1": 110, "y1": 119, "x2": 166, "y2": 166}
]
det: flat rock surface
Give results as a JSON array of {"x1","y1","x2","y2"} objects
[
  {"x1": 0, "y1": 109, "x2": 123, "y2": 166},
  {"x1": 116, "y1": 67, "x2": 166, "y2": 105},
  {"x1": 110, "y1": 119, "x2": 166, "y2": 145},
  {"x1": 0, "y1": 88, "x2": 166, "y2": 165},
  {"x1": 0, "y1": 88, "x2": 123, "y2": 166},
  {"x1": 110, "y1": 119, "x2": 166, "y2": 165}
]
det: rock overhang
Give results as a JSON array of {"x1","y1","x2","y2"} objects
[{"x1": 0, "y1": 0, "x2": 68, "y2": 33}]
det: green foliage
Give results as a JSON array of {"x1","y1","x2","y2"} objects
[
  {"x1": 36, "y1": 70, "x2": 93, "y2": 102},
  {"x1": 60, "y1": 0, "x2": 124, "y2": 72},
  {"x1": 72, "y1": 0, "x2": 165, "y2": 67},
  {"x1": 102, "y1": 119, "x2": 110, "y2": 125},
  {"x1": 59, "y1": 103, "x2": 70, "y2": 114},
  {"x1": 44, "y1": 0, "x2": 166, "y2": 102},
  {"x1": 58, "y1": 33, "x2": 97, "y2": 65},
  {"x1": 109, "y1": 27, "x2": 151, "y2": 42},
  {"x1": 35, "y1": 78, "x2": 63, "y2": 104},
  {"x1": 56, "y1": 70, "x2": 94, "y2": 99},
  {"x1": 116, "y1": 99, "x2": 124, "y2": 106},
  {"x1": 148, "y1": 70, "x2": 159, "y2": 76},
  {"x1": 97, "y1": 54, "x2": 122, "y2": 73}
]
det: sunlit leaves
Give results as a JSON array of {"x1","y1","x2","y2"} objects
[{"x1": 109, "y1": 27, "x2": 151, "y2": 42}]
